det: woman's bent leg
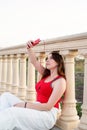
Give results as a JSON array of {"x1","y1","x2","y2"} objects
[
  {"x1": 0, "y1": 92, "x2": 23, "y2": 111},
  {"x1": 0, "y1": 107, "x2": 58, "y2": 130}
]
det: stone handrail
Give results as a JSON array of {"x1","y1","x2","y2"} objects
[{"x1": 0, "y1": 32, "x2": 87, "y2": 130}]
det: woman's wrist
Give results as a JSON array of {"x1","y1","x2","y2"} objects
[{"x1": 24, "y1": 102, "x2": 27, "y2": 108}]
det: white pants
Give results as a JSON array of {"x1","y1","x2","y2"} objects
[{"x1": 0, "y1": 92, "x2": 59, "y2": 130}]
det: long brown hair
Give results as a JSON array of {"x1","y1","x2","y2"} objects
[{"x1": 41, "y1": 51, "x2": 66, "y2": 79}]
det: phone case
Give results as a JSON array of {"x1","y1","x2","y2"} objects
[{"x1": 32, "y1": 38, "x2": 40, "y2": 46}]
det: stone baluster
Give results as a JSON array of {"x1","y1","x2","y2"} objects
[
  {"x1": 37, "y1": 52, "x2": 46, "y2": 81},
  {"x1": 18, "y1": 53, "x2": 26, "y2": 100},
  {"x1": 6, "y1": 55, "x2": 12, "y2": 92},
  {"x1": 57, "y1": 50, "x2": 79, "y2": 130},
  {"x1": 0, "y1": 55, "x2": 7, "y2": 94},
  {"x1": 76, "y1": 50, "x2": 87, "y2": 130},
  {"x1": 26, "y1": 58, "x2": 36, "y2": 102},
  {"x1": 0, "y1": 56, "x2": 2, "y2": 86},
  {"x1": 11, "y1": 54, "x2": 19, "y2": 95}
]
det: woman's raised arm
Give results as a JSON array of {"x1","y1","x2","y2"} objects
[{"x1": 26, "y1": 41, "x2": 45, "y2": 75}]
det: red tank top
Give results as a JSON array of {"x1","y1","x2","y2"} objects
[{"x1": 35, "y1": 75, "x2": 62, "y2": 108}]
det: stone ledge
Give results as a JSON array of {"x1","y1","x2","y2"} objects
[{"x1": 50, "y1": 126, "x2": 61, "y2": 130}]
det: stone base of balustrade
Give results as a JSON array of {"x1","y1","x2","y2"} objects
[
  {"x1": 56, "y1": 119, "x2": 80, "y2": 130},
  {"x1": 50, "y1": 126, "x2": 61, "y2": 130}
]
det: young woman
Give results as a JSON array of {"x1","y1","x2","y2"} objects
[{"x1": 0, "y1": 40, "x2": 66, "y2": 130}]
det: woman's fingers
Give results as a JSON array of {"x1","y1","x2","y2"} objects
[
  {"x1": 26, "y1": 41, "x2": 33, "y2": 49},
  {"x1": 26, "y1": 39, "x2": 40, "y2": 49}
]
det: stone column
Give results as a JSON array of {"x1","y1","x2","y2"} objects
[
  {"x1": 6, "y1": 55, "x2": 12, "y2": 92},
  {"x1": 57, "y1": 50, "x2": 79, "y2": 130},
  {"x1": 0, "y1": 56, "x2": 2, "y2": 86},
  {"x1": 26, "y1": 58, "x2": 36, "y2": 102},
  {"x1": 18, "y1": 54, "x2": 26, "y2": 100},
  {"x1": 0, "y1": 55, "x2": 7, "y2": 94},
  {"x1": 76, "y1": 50, "x2": 87, "y2": 130},
  {"x1": 37, "y1": 52, "x2": 46, "y2": 81},
  {"x1": 11, "y1": 54, "x2": 19, "y2": 95}
]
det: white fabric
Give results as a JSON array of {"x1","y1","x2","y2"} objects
[
  {"x1": 0, "y1": 92, "x2": 23, "y2": 111},
  {"x1": 0, "y1": 92, "x2": 59, "y2": 130}
]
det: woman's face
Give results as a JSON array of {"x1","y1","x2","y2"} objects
[{"x1": 46, "y1": 54, "x2": 58, "y2": 70}]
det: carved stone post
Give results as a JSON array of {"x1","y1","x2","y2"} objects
[
  {"x1": 6, "y1": 55, "x2": 12, "y2": 92},
  {"x1": 18, "y1": 53, "x2": 26, "y2": 100},
  {"x1": 57, "y1": 50, "x2": 79, "y2": 130},
  {"x1": 26, "y1": 58, "x2": 36, "y2": 102},
  {"x1": 76, "y1": 50, "x2": 87, "y2": 130},
  {"x1": 0, "y1": 55, "x2": 7, "y2": 94},
  {"x1": 11, "y1": 54, "x2": 19, "y2": 95},
  {"x1": 0, "y1": 56, "x2": 2, "y2": 86}
]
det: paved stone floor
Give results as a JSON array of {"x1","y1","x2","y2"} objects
[{"x1": 50, "y1": 126, "x2": 61, "y2": 130}]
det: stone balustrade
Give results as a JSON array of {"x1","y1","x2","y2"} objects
[{"x1": 0, "y1": 32, "x2": 87, "y2": 130}]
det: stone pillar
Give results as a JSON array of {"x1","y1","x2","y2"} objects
[
  {"x1": 6, "y1": 55, "x2": 12, "y2": 92},
  {"x1": 76, "y1": 50, "x2": 87, "y2": 130},
  {"x1": 57, "y1": 50, "x2": 79, "y2": 130},
  {"x1": 18, "y1": 54, "x2": 26, "y2": 100},
  {"x1": 37, "y1": 52, "x2": 46, "y2": 81},
  {"x1": 0, "y1": 55, "x2": 7, "y2": 94},
  {"x1": 0, "y1": 56, "x2": 2, "y2": 86},
  {"x1": 26, "y1": 58, "x2": 36, "y2": 102},
  {"x1": 11, "y1": 54, "x2": 19, "y2": 95}
]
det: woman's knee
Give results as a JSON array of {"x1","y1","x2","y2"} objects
[{"x1": 1, "y1": 92, "x2": 11, "y2": 98}]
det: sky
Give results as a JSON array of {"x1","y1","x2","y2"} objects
[{"x1": 0, "y1": 0, "x2": 87, "y2": 48}]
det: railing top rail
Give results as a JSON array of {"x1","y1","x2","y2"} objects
[{"x1": 0, "y1": 32, "x2": 87, "y2": 55}]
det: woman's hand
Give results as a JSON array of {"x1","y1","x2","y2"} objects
[
  {"x1": 26, "y1": 41, "x2": 34, "y2": 49},
  {"x1": 26, "y1": 39, "x2": 40, "y2": 49}
]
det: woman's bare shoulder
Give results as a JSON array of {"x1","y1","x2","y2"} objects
[{"x1": 52, "y1": 77, "x2": 66, "y2": 88}]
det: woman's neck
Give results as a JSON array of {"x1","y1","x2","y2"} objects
[{"x1": 50, "y1": 69, "x2": 58, "y2": 79}]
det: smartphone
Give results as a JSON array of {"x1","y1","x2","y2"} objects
[{"x1": 32, "y1": 38, "x2": 41, "y2": 46}]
